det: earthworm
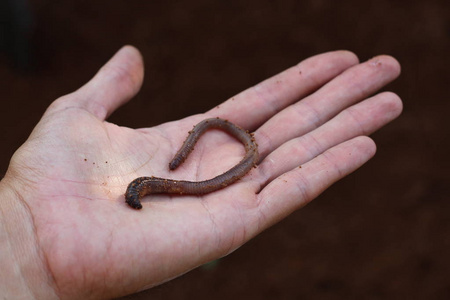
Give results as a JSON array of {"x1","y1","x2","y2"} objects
[{"x1": 125, "y1": 118, "x2": 259, "y2": 209}]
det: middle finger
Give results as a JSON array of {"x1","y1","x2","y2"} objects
[{"x1": 254, "y1": 55, "x2": 401, "y2": 159}]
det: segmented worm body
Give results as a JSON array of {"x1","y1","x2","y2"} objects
[{"x1": 125, "y1": 118, "x2": 258, "y2": 209}]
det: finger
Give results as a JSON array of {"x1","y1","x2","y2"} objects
[
  {"x1": 74, "y1": 45, "x2": 144, "y2": 120},
  {"x1": 205, "y1": 50, "x2": 359, "y2": 129},
  {"x1": 256, "y1": 92, "x2": 402, "y2": 186},
  {"x1": 254, "y1": 55, "x2": 401, "y2": 158},
  {"x1": 255, "y1": 136, "x2": 376, "y2": 230}
]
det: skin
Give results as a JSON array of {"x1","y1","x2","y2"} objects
[{"x1": 0, "y1": 46, "x2": 402, "y2": 299}]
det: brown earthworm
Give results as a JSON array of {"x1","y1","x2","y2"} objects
[{"x1": 125, "y1": 118, "x2": 258, "y2": 209}]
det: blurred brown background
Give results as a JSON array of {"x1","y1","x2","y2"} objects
[{"x1": 1, "y1": 0, "x2": 449, "y2": 299}]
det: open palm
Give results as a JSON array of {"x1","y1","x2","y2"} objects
[{"x1": 3, "y1": 46, "x2": 401, "y2": 299}]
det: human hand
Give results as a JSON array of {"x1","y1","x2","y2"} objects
[{"x1": 0, "y1": 46, "x2": 402, "y2": 299}]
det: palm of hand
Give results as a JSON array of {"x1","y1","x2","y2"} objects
[
  {"x1": 13, "y1": 98, "x2": 262, "y2": 297},
  {"x1": 5, "y1": 46, "x2": 401, "y2": 298}
]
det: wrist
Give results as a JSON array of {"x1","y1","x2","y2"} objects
[{"x1": 0, "y1": 177, "x2": 59, "y2": 299}]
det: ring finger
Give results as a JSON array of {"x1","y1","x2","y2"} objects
[{"x1": 255, "y1": 91, "x2": 402, "y2": 188}]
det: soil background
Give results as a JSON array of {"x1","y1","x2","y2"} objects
[{"x1": 1, "y1": 1, "x2": 449, "y2": 299}]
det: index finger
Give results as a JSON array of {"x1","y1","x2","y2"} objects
[{"x1": 205, "y1": 50, "x2": 359, "y2": 129}]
